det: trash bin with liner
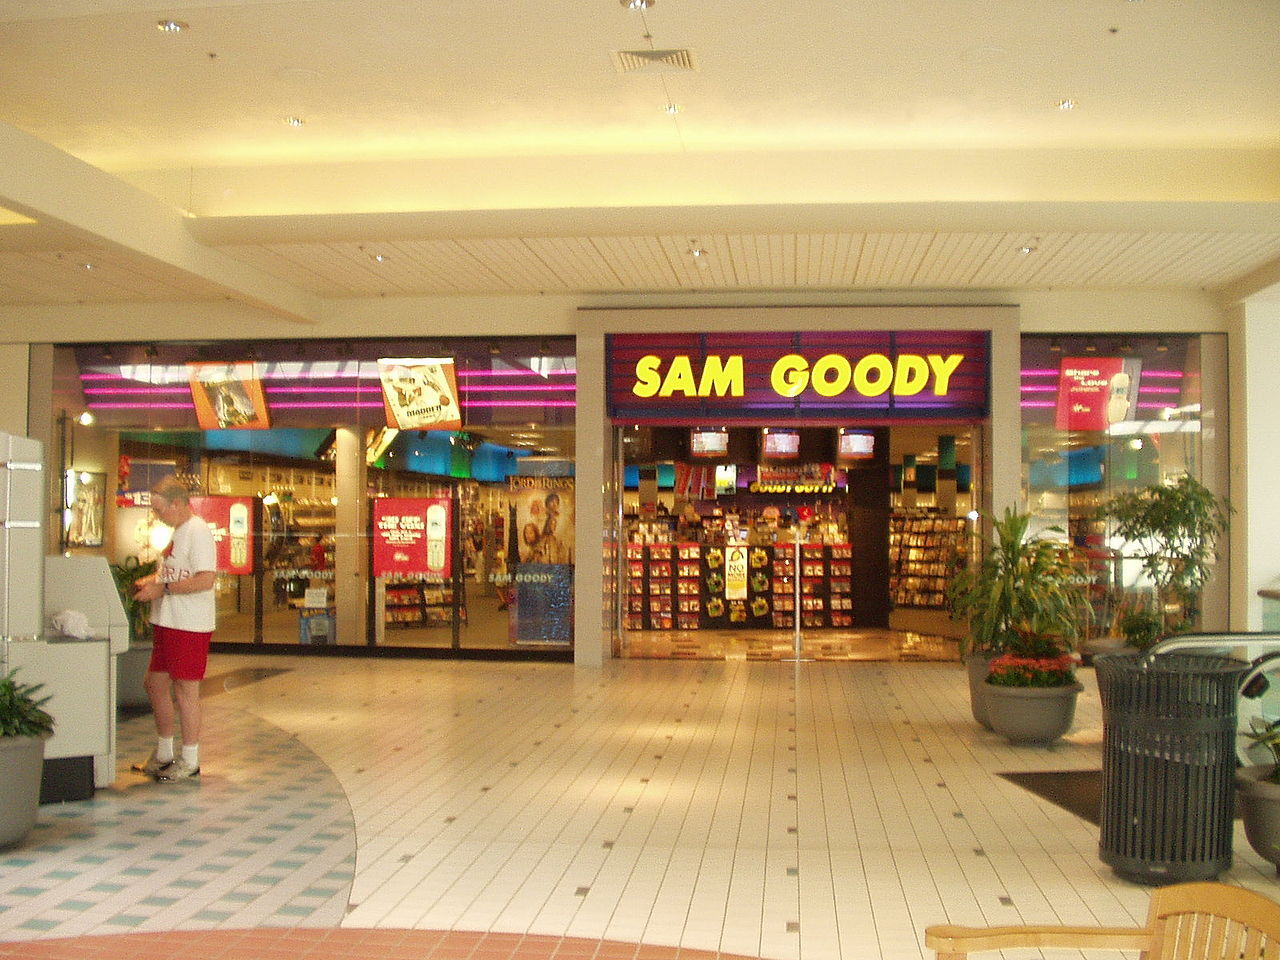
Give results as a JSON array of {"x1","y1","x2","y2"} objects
[{"x1": 1096, "y1": 652, "x2": 1249, "y2": 884}]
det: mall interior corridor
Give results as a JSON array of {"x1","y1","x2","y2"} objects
[{"x1": 2, "y1": 654, "x2": 1277, "y2": 960}]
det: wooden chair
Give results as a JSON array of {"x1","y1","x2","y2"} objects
[{"x1": 925, "y1": 882, "x2": 1280, "y2": 960}]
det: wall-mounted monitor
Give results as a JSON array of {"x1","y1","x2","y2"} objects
[
  {"x1": 837, "y1": 428, "x2": 875, "y2": 462},
  {"x1": 689, "y1": 428, "x2": 729, "y2": 459},
  {"x1": 760, "y1": 428, "x2": 800, "y2": 461}
]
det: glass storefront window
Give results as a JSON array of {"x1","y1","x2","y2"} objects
[
  {"x1": 1020, "y1": 333, "x2": 1228, "y2": 639},
  {"x1": 50, "y1": 337, "x2": 576, "y2": 654}
]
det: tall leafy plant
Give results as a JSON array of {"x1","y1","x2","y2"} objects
[
  {"x1": 945, "y1": 507, "x2": 1092, "y2": 660},
  {"x1": 1097, "y1": 475, "x2": 1231, "y2": 641}
]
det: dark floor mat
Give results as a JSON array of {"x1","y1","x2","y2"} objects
[
  {"x1": 1000, "y1": 770, "x2": 1103, "y2": 825},
  {"x1": 1001, "y1": 769, "x2": 1242, "y2": 827}
]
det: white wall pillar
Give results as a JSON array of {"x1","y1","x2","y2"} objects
[
  {"x1": 573, "y1": 329, "x2": 608, "y2": 667},
  {"x1": 333, "y1": 426, "x2": 369, "y2": 645},
  {"x1": 988, "y1": 318, "x2": 1023, "y2": 516},
  {"x1": 0, "y1": 343, "x2": 30, "y2": 438},
  {"x1": 1230, "y1": 297, "x2": 1280, "y2": 629}
]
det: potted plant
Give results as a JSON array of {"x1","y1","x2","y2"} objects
[
  {"x1": 110, "y1": 556, "x2": 156, "y2": 708},
  {"x1": 984, "y1": 628, "x2": 1086, "y2": 745},
  {"x1": 0, "y1": 668, "x2": 55, "y2": 848},
  {"x1": 946, "y1": 508, "x2": 1092, "y2": 734},
  {"x1": 1237, "y1": 717, "x2": 1280, "y2": 874},
  {"x1": 1096, "y1": 475, "x2": 1232, "y2": 648}
]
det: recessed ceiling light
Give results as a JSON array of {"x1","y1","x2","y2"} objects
[
  {"x1": 1018, "y1": 245, "x2": 1037, "y2": 255},
  {"x1": 664, "y1": 102, "x2": 680, "y2": 115},
  {"x1": 82, "y1": 262, "x2": 95, "y2": 270},
  {"x1": 156, "y1": 19, "x2": 189, "y2": 32},
  {"x1": 621, "y1": 0, "x2": 654, "y2": 8},
  {"x1": 283, "y1": 116, "x2": 305, "y2": 127},
  {"x1": 1057, "y1": 98, "x2": 1077, "y2": 111},
  {"x1": 371, "y1": 253, "x2": 389, "y2": 263}
]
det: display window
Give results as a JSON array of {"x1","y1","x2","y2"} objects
[
  {"x1": 50, "y1": 337, "x2": 576, "y2": 655},
  {"x1": 1019, "y1": 333, "x2": 1229, "y2": 641}
]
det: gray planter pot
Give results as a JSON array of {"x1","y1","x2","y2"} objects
[
  {"x1": 1236, "y1": 765, "x2": 1280, "y2": 874},
  {"x1": 0, "y1": 735, "x2": 46, "y2": 849},
  {"x1": 966, "y1": 651, "x2": 996, "y2": 729},
  {"x1": 985, "y1": 681, "x2": 1083, "y2": 745}
]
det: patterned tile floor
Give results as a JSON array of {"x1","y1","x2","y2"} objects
[{"x1": 2, "y1": 650, "x2": 1279, "y2": 960}]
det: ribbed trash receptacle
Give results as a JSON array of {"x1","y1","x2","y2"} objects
[{"x1": 1096, "y1": 653, "x2": 1248, "y2": 885}]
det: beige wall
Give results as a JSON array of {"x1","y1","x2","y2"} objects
[{"x1": 0, "y1": 342, "x2": 28, "y2": 435}]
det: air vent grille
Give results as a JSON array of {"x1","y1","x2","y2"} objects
[{"x1": 613, "y1": 48, "x2": 698, "y2": 73}]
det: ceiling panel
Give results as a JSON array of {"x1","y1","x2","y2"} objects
[{"x1": 4, "y1": 227, "x2": 1280, "y2": 306}]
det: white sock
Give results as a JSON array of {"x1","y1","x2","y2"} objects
[
  {"x1": 182, "y1": 744, "x2": 199, "y2": 768},
  {"x1": 156, "y1": 737, "x2": 175, "y2": 762}
]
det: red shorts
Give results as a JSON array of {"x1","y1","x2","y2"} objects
[{"x1": 148, "y1": 625, "x2": 214, "y2": 681}]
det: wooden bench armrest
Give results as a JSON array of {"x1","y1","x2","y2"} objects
[{"x1": 924, "y1": 923, "x2": 1151, "y2": 956}]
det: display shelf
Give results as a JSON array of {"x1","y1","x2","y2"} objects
[
  {"x1": 622, "y1": 541, "x2": 853, "y2": 631},
  {"x1": 888, "y1": 512, "x2": 968, "y2": 609},
  {"x1": 382, "y1": 576, "x2": 464, "y2": 628}
]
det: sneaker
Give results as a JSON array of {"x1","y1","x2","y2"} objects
[
  {"x1": 131, "y1": 751, "x2": 174, "y2": 777},
  {"x1": 155, "y1": 758, "x2": 200, "y2": 781}
]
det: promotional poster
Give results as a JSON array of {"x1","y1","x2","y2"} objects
[
  {"x1": 189, "y1": 496, "x2": 255, "y2": 576},
  {"x1": 507, "y1": 476, "x2": 575, "y2": 644},
  {"x1": 188, "y1": 362, "x2": 271, "y2": 430},
  {"x1": 1055, "y1": 356, "x2": 1143, "y2": 431},
  {"x1": 377, "y1": 357, "x2": 463, "y2": 431},
  {"x1": 372, "y1": 497, "x2": 452, "y2": 578},
  {"x1": 508, "y1": 477, "x2": 575, "y2": 566}
]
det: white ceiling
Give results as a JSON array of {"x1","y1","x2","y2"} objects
[{"x1": 0, "y1": 0, "x2": 1278, "y2": 327}]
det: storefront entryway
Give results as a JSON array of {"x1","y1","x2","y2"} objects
[{"x1": 615, "y1": 422, "x2": 979, "y2": 662}]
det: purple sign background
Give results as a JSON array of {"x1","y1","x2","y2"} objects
[{"x1": 607, "y1": 331, "x2": 989, "y2": 422}]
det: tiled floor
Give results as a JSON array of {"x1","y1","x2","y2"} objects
[{"x1": 2, "y1": 651, "x2": 1278, "y2": 960}]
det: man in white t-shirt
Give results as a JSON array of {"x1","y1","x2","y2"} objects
[{"x1": 131, "y1": 476, "x2": 217, "y2": 782}]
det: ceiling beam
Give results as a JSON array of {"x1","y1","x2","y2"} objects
[{"x1": 0, "y1": 121, "x2": 320, "y2": 323}]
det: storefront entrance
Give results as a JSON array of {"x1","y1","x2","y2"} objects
[
  {"x1": 605, "y1": 330, "x2": 990, "y2": 662},
  {"x1": 615, "y1": 423, "x2": 978, "y2": 661}
]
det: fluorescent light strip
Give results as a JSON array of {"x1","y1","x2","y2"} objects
[{"x1": 1020, "y1": 368, "x2": 1184, "y2": 378}]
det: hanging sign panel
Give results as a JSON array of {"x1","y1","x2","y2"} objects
[
  {"x1": 377, "y1": 357, "x2": 463, "y2": 431},
  {"x1": 606, "y1": 331, "x2": 989, "y2": 422},
  {"x1": 372, "y1": 497, "x2": 452, "y2": 578},
  {"x1": 189, "y1": 362, "x2": 271, "y2": 430}
]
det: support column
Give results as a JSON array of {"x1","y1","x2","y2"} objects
[
  {"x1": 333, "y1": 426, "x2": 368, "y2": 645},
  {"x1": 573, "y1": 329, "x2": 609, "y2": 667},
  {"x1": 1230, "y1": 296, "x2": 1280, "y2": 629}
]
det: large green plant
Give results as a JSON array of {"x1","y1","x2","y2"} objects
[
  {"x1": 0, "y1": 669, "x2": 55, "y2": 739},
  {"x1": 1096, "y1": 475, "x2": 1231, "y2": 641},
  {"x1": 945, "y1": 507, "x2": 1092, "y2": 659}
]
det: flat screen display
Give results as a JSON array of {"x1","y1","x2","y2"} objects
[
  {"x1": 690, "y1": 428, "x2": 729, "y2": 459},
  {"x1": 761, "y1": 429, "x2": 800, "y2": 461},
  {"x1": 837, "y1": 429, "x2": 875, "y2": 461}
]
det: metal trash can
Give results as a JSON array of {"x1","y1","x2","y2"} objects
[{"x1": 1096, "y1": 653, "x2": 1248, "y2": 885}]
